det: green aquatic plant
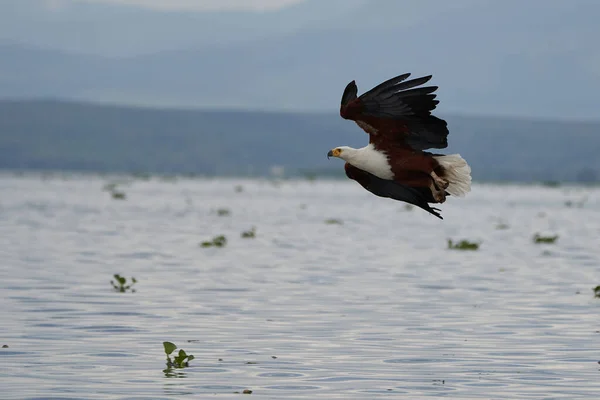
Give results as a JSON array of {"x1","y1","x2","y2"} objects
[
  {"x1": 593, "y1": 286, "x2": 600, "y2": 298},
  {"x1": 200, "y1": 235, "x2": 227, "y2": 248},
  {"x1": 103, "y1": 182, "x2": 119, "y2": 192},
  {"x1": 324, "y1": 218, "x2": 343, "y2": 225},
  {"x1": 565, "y1": 196, "x2": 588, "y2": 208},
  {"x1": 163, "y1": 341, "x2": 195, "y2": 369},
  {"x1": 216, "y1": 208, "x2": 231, "y2": 216},
  {"x1": 159, "y1": 175, "x2": 178, "y2": 183},
  {"x1": 304, "y1": 172, "x2": 317, "y2": 182},
  {"x1": 541, "y1": 180, "x2": 560, "y2": 188},
  {"x1": 111, "y1": 190, "x2": 126, "y2": 200},
  {"x1": 131, "y1": 172, "x2": 151, "y2": 180},
  {"x1": 533, "y1": 233, "x2": 559, "y2": 244},
  {"x1": 241, "y1": 227, "x2": 256, "y2": 238},
  {"x1": 111, "y1": 274, "x2": 137, "y2": 292},
  {"x1": 448, "y1": 239, "x2": 480, "y2": 251}
]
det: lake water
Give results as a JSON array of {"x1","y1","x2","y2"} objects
[{"x1": 1, "y1": 174, "x2": 599, "y2": 399}]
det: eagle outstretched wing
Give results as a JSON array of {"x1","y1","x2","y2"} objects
[
  {"x1": 339, "y1": 73, "x2": 449, "y2": 150},
  {"x1": 344, "y1": 163, "x2": 443, "y2": 219}
]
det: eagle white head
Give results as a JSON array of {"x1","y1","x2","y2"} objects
[
  {"x1": 327, "y1": 146, "x2": 356, "y2": 161},
  {"x1": 327, "y1": 144, "x2": 394, "y2": 180}
]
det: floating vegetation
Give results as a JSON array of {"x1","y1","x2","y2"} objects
[
  {"x1": 163, "y1": 341, "x2": 195, "y2": 369},
  {"x1": 565, "y1": 196, "x2": 588, "y2": 208},
  {"x1": 593, "y1": 286, "x2": 600, "y2": 298},
  {"x1": 216, "y1": 208, "x2": 231, "y2": 217},
  {"x1": 159, "y1": 175, "x2": 178, "y2": 183},
  {"x1": 103, "y1": 181, "x2": 127, "y2": 199},
  {"x1": 131, "y1": 172, "x2": 151, "y2": 180},
  {"x1": 304, "y1": 172, "x2": 317, "y2": 182},
  {"x1": 234, "y1": 185, "x2": 244, "y2": 193},
  {"x1": 200, "y1": 235, "x2": 227, "y2": 248},
  {"x1": 541, "y1": 180, "x2": 560, "y2": 188},
  {"x1": 2, "y1": 345, "x2": 8, "y2": 348},
  {"x1": 103, "y1": 182, "x2": 119, "y2": 192},
  {"x1": 496, "y1": 223, "x2": 510, "y2": 230},
  {"x1": 324, "y1": 218, "x2": 343, "y2": 225},
  {"x1": 111, "y1": 190, "x2": 126, "y2": 200},
  {"x1": 533, "y1": 233, "x2": 559, "y2": 244},
  {"x1": 233, "y1": 389, "x2": 253, "y2": 394},
  {"x1": 241, "y1": 227, "x2": 256, "y2": 238},
  {"x1": 111, "y1": 274, "x2": 137, "y2": 293},
  {"x1": 448, "y1": 239, "x2": 480, "y2": 251}
]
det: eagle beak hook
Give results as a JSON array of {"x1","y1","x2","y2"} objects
[{"x1": 327, "y1": 150, "x2": 333, "y2": 159}]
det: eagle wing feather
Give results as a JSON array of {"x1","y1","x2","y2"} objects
[
  {"x1": 340, "y1": 73, "x2": 449, "y2": 150},
  {"x1": 344, "y1": 163, "x2": 443, "y2": 219}
]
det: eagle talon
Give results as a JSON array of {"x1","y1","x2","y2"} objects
[
  {"x1": 430, "y1": 183, "x2": 447, "y2": 203},
  {"x1": 431, "y1": 171, "x2": 449, "y2": 190},
  {"x1": 434, "y1": 192, "x2": 446, "y2": 203}
]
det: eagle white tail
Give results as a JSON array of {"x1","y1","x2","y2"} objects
[{"x1": 434, "y1": 154, "x2": 472, "y2": 197}]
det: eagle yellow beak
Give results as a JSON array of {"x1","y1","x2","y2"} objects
[{"x1": 327, "y1": 148, "x2": 341, "y2": 159}]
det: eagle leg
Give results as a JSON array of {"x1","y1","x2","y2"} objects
[
  {"x1": 430, "y1": 170, "x2": 449, "y2": 190},
  {"x1": 430, "y1": 181, "x2": 447, "y2": 203}
]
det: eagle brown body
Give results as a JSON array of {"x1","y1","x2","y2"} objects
[{"x1": 329, "y1": 72, "x2": 472, "y2": 218}]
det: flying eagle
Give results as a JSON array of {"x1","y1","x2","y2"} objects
[{"x1": 327, "y1": 72, "x2": 471, "y2": 219}]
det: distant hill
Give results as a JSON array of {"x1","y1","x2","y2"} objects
[
  {"x1": 0, "y1": 0, "x2": 599, "y2": 119},
  {"x1": 0, "y1": 99, "x2": 598, "y2": 182}
]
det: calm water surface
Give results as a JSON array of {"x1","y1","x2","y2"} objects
[{"x1": 1, "y1": 175, "x2": 599, "y2": 399}]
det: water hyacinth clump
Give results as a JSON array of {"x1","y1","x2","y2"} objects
[
  {"x1": 241, "y1": 227, "x2": 256, "y2": 238},
  {"x1": 102, "y1": 182, "x2": 127, "y2": 200},
  {"x1": 163, "y1": 342, "x2": 195, "y2": 369},
  {"x1": 200, "y1": 235, "x2": 227, "y2": 248},
  {"x1": 216, "y1": 208, "x2": 231, "y2": 216},
  {"x1": 533, "y1": 233, "x2": 559, "y2": 244},
  {"x1": 448, "y1": 239, "x2": 480, "y2": 251},
  {"x1": 111, "y1": 190, "x2": 126, "y2": 200},
  {"x1": 111, "y1": 274, "x2": 137, "y2": 293}
]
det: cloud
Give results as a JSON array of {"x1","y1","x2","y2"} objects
[{"x1": 73, "y1": 0, "x2": 306, "y2": 11}]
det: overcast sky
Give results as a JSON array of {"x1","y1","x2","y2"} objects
[
  {"x1": 2, "y1": 0, "x2": 597, "y2": 118},
  {"x1": 71, "y1": 0, "x2": 306, "y2": 11}
]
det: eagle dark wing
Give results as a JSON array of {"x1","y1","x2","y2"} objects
[
  {"x1": 339, "y1": 73, "x2": 449, "y2": 150},
  {"x1": 344, "y1": 163, "x2": 443, "y2": 219}
]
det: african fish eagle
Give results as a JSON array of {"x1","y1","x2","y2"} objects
[{"x1": 327, "y1": 72, "x2": 472, "y2": 219}]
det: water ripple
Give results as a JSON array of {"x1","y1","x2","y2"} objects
[{"x1": 1, "y1": 176, "x2": 600, "y2": 398}]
